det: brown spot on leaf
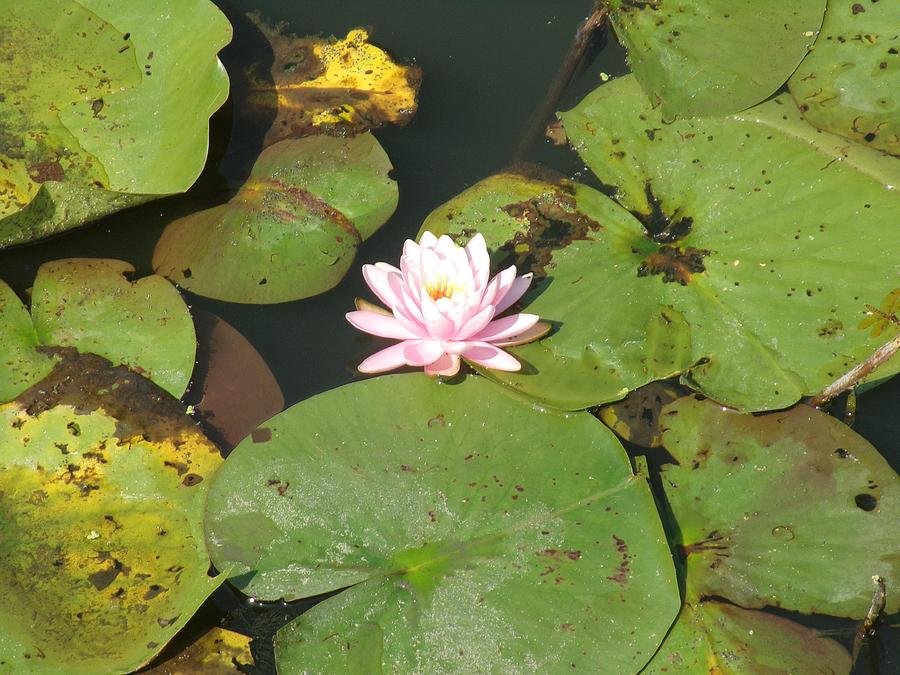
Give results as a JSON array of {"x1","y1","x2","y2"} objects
[
  {"x1": 637, "y1": 245, "x2": 709, "y2": 284},
  {"x1": 27, "y1": 161, "x2": 65, "y2": 183},
  {"x1": 251, "y1": 428, "x2": 272, "y2": 443}
]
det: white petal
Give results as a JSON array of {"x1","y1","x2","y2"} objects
[{"x1": 471, "y1": 313, "x2": 539, "y2": 342}]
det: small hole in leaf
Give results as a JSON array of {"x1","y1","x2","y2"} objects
[{"x1": 854, "y1": 493, "x2": 877, "y2": 511}]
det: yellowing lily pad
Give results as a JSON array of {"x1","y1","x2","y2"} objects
[
  {"x1": 0, "y1": 0, "x2": 232, "y2": 248},
  {"x1": 146, "y1": 627, "x2": 254, "y2": 674},
  {"x1": 789, "y1": 0, "x2": 900, "y2": 155},
  {"x1": 246, "y1": 16, "x2": 421, "y2": 145},
  {"x1": 153, "y1": 134, "x2": 398, "y2": 304},
  {"x1": 0, "y1": 351, "x2": 225, "y2": 673}
]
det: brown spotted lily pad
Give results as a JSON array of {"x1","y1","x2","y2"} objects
[
  {"x1": 204, "y1": 374, "x2": 680, "y2": 672},
  {"x1": 243, "y1": 16, "x2": 421, "y2": 146},
  {"x1": 421, "y1": 74, "x2": 900, "y2": 411},
  {"x1": 789, "y1": 0, "x2": 900, "y2": 155},
  {"x1": 0, "y1": 0, "x2": 231, "y2": 248},
  {"x1": 153, "y1": 133, "x2": 398, "y2": 304},
  {"x1": 0, "y1": 351, "x2": 225, "y2": 673},
  {"x1": 146, "y1": 627, "x2": 254, "y2": 674}
]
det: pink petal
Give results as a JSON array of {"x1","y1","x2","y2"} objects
[
  {"x1": 358, "y1": 342, "x2": 411, "y2": 373},
  {"x1": 494, "y1": 273, "x2": 533, "y2": 314},
  {"x1": 456, "y1": 304, "x2": 497, "y2": 340},
  {"x1": 362, "y1": 264, "x2": 402, "y2": 308},
  {"x1": 403, "y1": 340, "x2": 445, "y2": 366},
  {"x1": 471, "y1": 313, "x2": 539, "y2": 342},
  {"x1": 419, "y1": 291, "x2": 456, "y2": 340},
  {"x1": 493, "y1": 321, "x2": 552, "y2": 347},
  {"x1": 462, "y1": 342, "x2": 522, "y2": 371},
  {"x1": 465, "y1": 233, "x2": 490, "y2": 291},
  {"x1": 346, "y1": 311, "x2": 422, "y2": 340},
  {"x1": 424, "y1": 353, "x2": 461, "y2": 377},
  {"x1": 419, "y1": 231, "x2": 438, "y2": 248},
  {"x1": 481, "y1": 266, "x2": 517, "y2": 309},
  {"x1": 435, "y1": 234, "x2": 459, "y2": 257}
]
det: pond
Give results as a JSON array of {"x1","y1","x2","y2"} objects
[{"x1": 0, "y1": 0, "x2": 897, "y2": 673}]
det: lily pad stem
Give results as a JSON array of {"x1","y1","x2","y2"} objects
[
  {"x1": 851, "y1": 575, "x2": 886, "y2": 665},
  {"x1": 808, "y1": 334, "x2": 900, "y2": 407},
  {"x1": 511, "y1": 2, "x2": 609, "y2": 162}
]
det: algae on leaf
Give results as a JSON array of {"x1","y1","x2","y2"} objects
[
  {"x1": 205, "y1": 375, "x2": 680, "y2": 673},
  {"x1": 0, "y1": 0, "x2": 232, "y2": 248}
]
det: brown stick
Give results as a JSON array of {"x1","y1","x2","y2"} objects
[
  {"x1": 511, "y1": 2, "x2": 609, "y2": 162},
  {"x1": 851, "y1": 575, "x2": 886, "y2": 665},
  {"x1": 807, "y1": 334, "x2": 900, "y2": 407}
]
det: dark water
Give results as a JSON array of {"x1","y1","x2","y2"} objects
[{"x1": 0, "y1": 1, "x2": 896, "y2": 673}]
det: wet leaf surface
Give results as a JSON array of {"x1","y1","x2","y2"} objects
[
  {"x1": 659, "y1": 394, "x2": 899, "y2": 617},
  {"x1": 153, "y1": 134, "x2": 398, "y2": 304},
  {"x1": 244, "y1": 16, "x2": 421, "y2": 146},
  {"x1": 605, "y1": 0, "x2": 825, "y2": 117},
  {"x1": 789, "y1": 0, "x2": 899, "y2": 156},
  {"x1": 205, "y1": 374, "x2": 679, "y2": 673},
  {"x1": 189, "y1": 311, "x2": 284, "y2": 452},
  {"x1": 30, "y1": 259, "x2": 196, "y2": 398},
  {"x1": 0, "y1": 1, "x2": 231, "y2": 247},
  {"x1": 145, "y1": 627, "x2": 254, "y2": 674},
  {"x1": 643, "y1": 600, "x2": 851, "y2": 674},
  {"x1": 0, "y1": 351, "x2": 224, "y2": 673}
]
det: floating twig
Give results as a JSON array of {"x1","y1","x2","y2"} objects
[{"x1": 807, "y1": 334, "x2": 900, "y2": 407}]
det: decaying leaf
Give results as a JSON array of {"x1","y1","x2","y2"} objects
[
  {"x1": 0, "y1": 350, "x2": 225, "y2": 673},
  {"x1": 146, "y1": 627, "x2": 254, "y2": 674},
  {"x1": 246, "y1": 14, "x2": 421, "y2": 145}
]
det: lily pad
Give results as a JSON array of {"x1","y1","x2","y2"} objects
[
  {"x1": 644, "y1": 600, "x2": 850, "y2": 673},
  {"x1": 789, "y1": 0, "x2": 900, "y2": 156},
  {"x1": 658, "y1": 393, "x2": 899, "y2": 617},
  {"x1": 0, "y1": 0, "x2": 232, "y2": 248},
  {"x1": 0, "y1": 351, "x2": 224, "y2": 673},
  {"x1": 153, "y1": 134, "x2": 398, "y2": 304},
  {"x1": 244, "y1": 16, "x2": 422, "y2": 145},
  {"x1": 205, "y1": 374, "x2": 679, "y2": 672},
  {"x1": 423, "y1": 76, "x2": 900, "y2": 411},
  {"x1": 0, "y1": 280, "x2": 54, "y2": 403},
  {"x1": 605, "y1": 0, "x2": 825, "y2": 117},
  {"x1": 29, "y1": 259, "x2": 196, "y2": 398}
]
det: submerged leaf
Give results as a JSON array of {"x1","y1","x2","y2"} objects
[
  {"x1": 606, "y1": 0, "x2": 825, "y2": 117},
  {"x1": 246, "y1": 16, "x2": 421, "y2": 145},
  {"x1": 146, "y1": 627, "x2": 254, "y2": 674},
  {"x1": 0, "y1": 0, "x2": 232, "y2": 247},
  {"x1": 0, "y1": 351, "x2": 224, "y2": 673},
  {"x1": 153, "y1": 134, "x2": 397, "y2": 304},
  {"x1": 205, "y1": 375, "x2": 679, "y2": 672},
  {"x1": 789, "y1": 0, "x2": 900, "y2": 156}
]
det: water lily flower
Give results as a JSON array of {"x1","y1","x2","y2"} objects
[{"x1": 347, "y1": 231, "x2": 548, "y2": 376}]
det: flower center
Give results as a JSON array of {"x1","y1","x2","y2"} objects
[{"x1": 425, "y1": 274, "x2": 460, "y2": 301}]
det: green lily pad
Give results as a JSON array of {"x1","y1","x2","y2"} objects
[
  {"x1": 29, "y1": 259, "x2": 196, "y2": 398},
  {"x1": 789, "y1": 0, "x2": 900, "y2": 156},
  {"x1": 423, "y1": 76, "x2": 900, "y2": 411},
  {"x1": 658, "y1": 393, "x2": 899, "y2": 618},
  {"x1": 0, "y1": 0, "x2": 231, "y2": 248},
  {"x1": 0, "y1": 281, "x2": 54, "y2": 403},
  {"x1": 605, "y1": 0, "x2": 825, "y2": 117},
  {"x1": 153, "y1": 134, "x2": 398, "y2": 304},
  {"x1": 644, "y1": 600, "x2": 851, "y2": 673},
  {"x1": 205, "y1": 374, "x2": 679, "y2": 672},
  {"x1": 0, "y1": 351, "x2": 224, "y2": 673}
]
